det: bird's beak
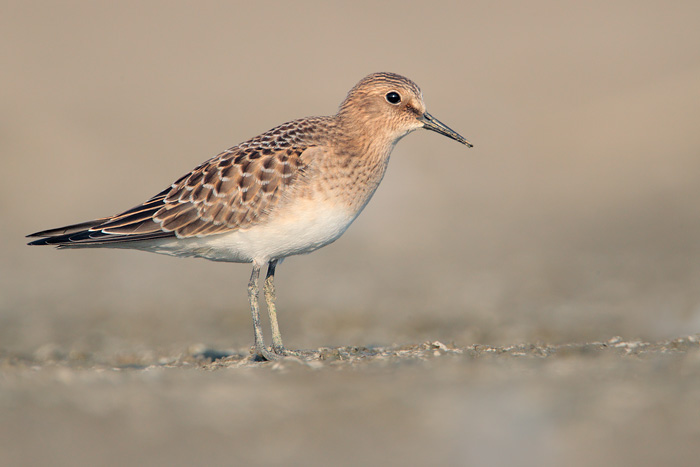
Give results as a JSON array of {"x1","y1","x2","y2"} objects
[{"x1": 421, "y1": 112, "x2": 473, "y2": 148}]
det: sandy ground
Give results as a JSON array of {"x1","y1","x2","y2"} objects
[
  {"x1": 2, "y1": 337, "x2": 699, "y2": 466},
  {"x1": 2, "y1": 1, "x2": 700, "y2": 466}
]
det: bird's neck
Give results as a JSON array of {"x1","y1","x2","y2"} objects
[{"x1": 333, "y1": 112, "x2": 397, "y2": 162}]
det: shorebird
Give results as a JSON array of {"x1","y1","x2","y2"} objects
[{"x1": 27, "y1": 72, "x2": 472, "y2": 361}]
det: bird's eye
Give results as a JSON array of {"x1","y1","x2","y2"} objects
[{"x1": 385, "y1": 91, "x2": 401, "y2": 105}]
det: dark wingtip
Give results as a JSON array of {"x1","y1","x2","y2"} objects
[
  {"x1": 27, "y1": 230, "x2": 47, "y2": 245},
  {"x1": 27, "y1": 235, "x2": 63, "y2": 246}
]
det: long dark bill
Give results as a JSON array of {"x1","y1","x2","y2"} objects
[{"x1": 422, "y1": 112, "x2": 473, "y2": 148}]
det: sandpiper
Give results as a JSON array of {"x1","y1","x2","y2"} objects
[{"x1": 27, "y1": 72, "x2": 472, "y2": 361}]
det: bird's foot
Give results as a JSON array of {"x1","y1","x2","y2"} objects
[
  {"x1": 250, "y1": 345, "x2": 312, "y2": 362},
  {"x1": 251, "y1": 345, "x2": 281, "y2": 362}
]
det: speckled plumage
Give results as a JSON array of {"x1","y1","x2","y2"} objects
[{"x1": 27, "y1": 72, "x2": 472, "y2": 360}]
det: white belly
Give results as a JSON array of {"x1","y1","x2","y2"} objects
[{"x1": 135, "y1": 197, "x2": 358, "y2": 265}]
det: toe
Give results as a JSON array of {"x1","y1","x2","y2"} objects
[{"x1": 251, "y1": 346, "x2": 280, "y2": 362}]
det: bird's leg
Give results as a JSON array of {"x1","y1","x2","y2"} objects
[
  {"x1": 264, "y1": 260, "x2": 286, "y2": 355},
  {"x1": 248, "y1": 264, "x2": 277, "y2": 361}
]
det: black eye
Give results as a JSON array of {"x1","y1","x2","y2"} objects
[{"x1": 385, "y1": 91, "x2": 401, "y2": 104}]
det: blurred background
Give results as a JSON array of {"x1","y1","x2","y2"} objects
[
  {"x1": 1, "y1": 1, "x2": 700, "y2": 465},
  {"x1": 3, "y1": 0, "x2": 699, "y2": 353}
]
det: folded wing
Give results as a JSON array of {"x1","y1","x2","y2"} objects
[{"x1": 26, "y1": 117, "x2": 326, "y2": 247}]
